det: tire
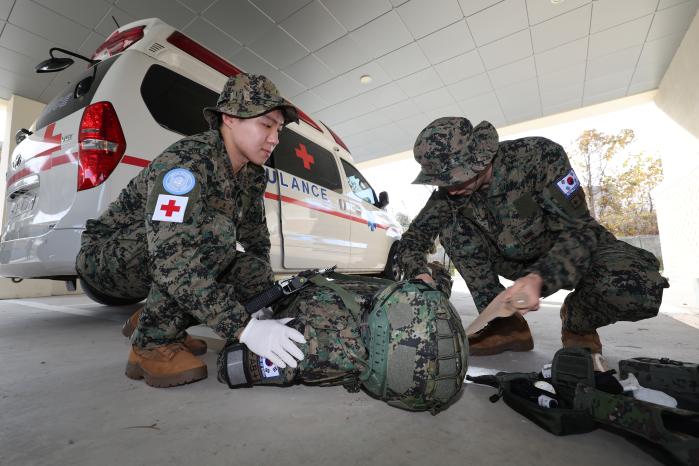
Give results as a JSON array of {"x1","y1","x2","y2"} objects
[
  {"x1": 80, "y1": 278, "x2": 144, "y2": 306},
  {"x1": 382, "y1": 241, "x2": 404, "y2": 281}
]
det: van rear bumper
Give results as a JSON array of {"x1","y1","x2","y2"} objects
[{"x1": 0, "y1": 228, "x2": 83, "y2": 278}]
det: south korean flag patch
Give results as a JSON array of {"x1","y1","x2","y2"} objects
[
  {"x1": 259, "y1": 356, "x2": 280, "y2": 378},
  {"x1": 555, "y1": 169, "x2": 581, "y2": 198},
  {"x1": 152, "y1": 194, "x2": 189, "y2": 223}
]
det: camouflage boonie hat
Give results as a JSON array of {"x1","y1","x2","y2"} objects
[
  {"x1": 203, "y1": 73, "x2": 299, "y2": 129},
  {"x1": 412, "y1": 117, "x2": 499, "y2": 186}
]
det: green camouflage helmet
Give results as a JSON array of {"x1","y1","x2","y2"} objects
[
  {"x1": 360, "y1": 280, "x2": 468, "y2": 414},
  {"x1": 203, "y1": 73, "x2": 299, "y2": 129},
  {"x1": 412, "y1": 117, "x2": 499, "y2": 186}
]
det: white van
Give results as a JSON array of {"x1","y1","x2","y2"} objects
[{"x1": 1, "y1": 18, "x2": 402, "y2": 297}]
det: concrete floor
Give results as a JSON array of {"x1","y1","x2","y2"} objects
[{"x1": 1, "y1": 280, "x2": 697, "y2": 466}]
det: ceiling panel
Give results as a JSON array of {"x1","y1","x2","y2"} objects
[
  {"x1": 488, "y1": 56, "x2": 536, "y2": 89},
  {"x1": 94, "y1": 6, "x2": 135, "y2": 37},
  {"x1": 538, "y1": 62, "x2": 586, "y2": 93},
  {"x1": 203, "y1": 0, "x2": 274, "y2": 45},
  {"x1": 647, "y1": 0, "x2": 699, "y2": 40},
  {"x1": 289, "y1": 90, "x2": 328, "y2": 114},
  {"x1": 457, "y1": 0, "x2": 501, "y2": 17},
  {"x1": 314, "y1": 34, "x2": 372, "y2": 74},
  {"x1": 283, "y1": 53, "x2": 334, "y2": 88},
  {"x1": 182, "y1": 17, "x2": 242, "y2": 58},
  {"x1": 249, "y1": 0, "x2": 311, "y2": 23},
  {"x1": 417, "y1": 19, "x2": 474, "y2": 65},
  {"x1": 376, "y1": 42, "x2": 430, "y2": 80},
  {"x1": 466, "y1": 0, "x2": 528, "y2": 46},
  {"x1": 312, "y1": 61, "x2": 390, "y2": 103},
  {"x1": 588, "y1": 14, "x2": 652, "y2": 59},
  {"x1": 177, "y1": 0, "x2": 217, "y2": 14},
  {"x1": 458, "y1": 92, "x2": 506, "y2": 128},
  {"x1": 583, "y1": 86, "x2": 627, "y2": 106},
  {"x1": 373, "y1": 98, "x2": 422, "y2": 121},
  {"x1": 1, "y1": 0, "x2": 12, "y2": 20},
  {"x1": 229, "y1": 47, "x2": 305, "y2": 97},
  {"x1": 361, "y1": 82, "x2": 409, "y2": 109},
  {"x1": 350, "y1": 10, "x2": 412, "y2": 59},
  {"x1": 479, "y1": 29, "x2": 532, "y2": 69},
  {"x1": 396, "y1": 0, "x2": 463, "y2": 39},
  {"x1": 530, "y1": 3, "x2": 591, "y2": 53},
  {"x1": 412, "y1": 87, "x2": 455, "y2": 112},
  {"x1": 434, "y1": 49, "x2": 484, "y2": 84},
  {"x1": 281, "y1": 1, "x2": 345, "y2": 52},
  {"x1": 540, "y1": 82, "x2": 583, "y2": 108},
  {"x1": 586, "y1": 46, "x2": 642, "y2": 81},
  {"x1": 495, "y1": 78, "x2": 542, "y2": 121},
  {"x1": 248, "y1": 26, "x2": 308, "y2": 69},
  {"x1": 534, "y1": 37, "x2": 587, "y2": 75},
  {"x1": 447, "y1": 72, "x2": 493, "y2": 101},
  {"x1": 10, "y1": 0, "x2": 89, "y2": 50},
  {"x1": 322, "y1": 0, "x2": 391, "y2": 32},
  {"x1": 526, "y1": 0, "x2": 591, "y2": 25},
  {"x1": 115, "y1": 0, "x2": 194, "y2": 30},
  {"x1": 590, "y1": 0, "x2": 657, "y2": 33},
  {"x1": 396, "y1": 66, "x2": 443, "y2": 97},
  {"x1": 584, "y1": 69, "x2": 634, "y2": 97},
  {"x1": 34, "y1": 0, "x2": 111, "y2": 29}
]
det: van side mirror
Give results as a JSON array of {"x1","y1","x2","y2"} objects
[
  {"x1": 15, "y1": 128, "x2": 33, "y2": 145},
  {"x1": 375, "y1": 191, "x2": 389, "y2": 209}
]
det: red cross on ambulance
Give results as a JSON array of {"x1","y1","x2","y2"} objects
[
  {"x1": 294, "y1": 143, "x2": 315, "y2": 170},
  {"x1": 152, "y1": 194, "x2": 189, "y2": 222}
]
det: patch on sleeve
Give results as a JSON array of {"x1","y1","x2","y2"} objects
[
  {"x1": 259, "y1": 356, "x2": 280, "y2": 378},
  {"x1": 152, "y1": 194, "x2": 189, "y2": 223},
  {"x1": 163, "y1": 168, "x2": 196, "y2": 195},
  {"x1": 555, "y1": 169, "x2": 581, "y2": 198}
]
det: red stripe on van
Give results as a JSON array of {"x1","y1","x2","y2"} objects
[
  {"x1": 264, "y1": 192, "x2": 389, "y2": 230},
  {"x1": 121, "y1": 155, "x2": 150, "y2": 167}
]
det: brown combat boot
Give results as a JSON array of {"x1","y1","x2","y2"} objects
[
  {"x1": 468, "y1": 313, "x2": 534, "y2": 356},
  {"x1": 125, "y1": 344, "x2": 208, "y2": 388},
  {"x1": 561, "y1": 328, "x2": 603, "y2": 353},
  {"x1": 122, "y1": 308, "x2": 207, "y2": 356}
]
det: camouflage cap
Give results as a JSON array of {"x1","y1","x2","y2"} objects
[
  {"x1": 203, "y1": 73, "x2": 299, "y2": 129},
  {"x1": 412, "y1": 117, "x2": 499, "y2": 186}
]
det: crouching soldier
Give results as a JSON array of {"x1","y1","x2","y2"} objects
[
  {"x1": 398, "y1": 117, "x2": 669, "y2": 359},
  {"x1": 76, "y1": 73, "x2": 307, "y2": 387}
]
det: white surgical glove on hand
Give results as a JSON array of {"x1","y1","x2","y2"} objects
[{"x1": 239, "y1": 317, "x2": 306, "y2": 369}]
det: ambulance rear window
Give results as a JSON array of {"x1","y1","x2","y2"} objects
[
  {"x1": 35, "y1": 55, "x2": 119, "y2": 131},
  {"x1": 272, "y1": 128, "x2": 342, "y2": 193},
  {"x1": 140, "y1": 64, "x2": 218, "y2": 136}
]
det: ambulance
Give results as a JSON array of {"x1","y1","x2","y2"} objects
[{"x1": 0, "y1": 18, "x2": 402, "y2": 303}]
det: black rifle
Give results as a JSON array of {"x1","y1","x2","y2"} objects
[{"x1": 243, "y1": 266, "x2": 336, "y2": 314}]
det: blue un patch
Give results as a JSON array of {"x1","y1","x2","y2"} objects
[{"x1": 163, "y1": 168, "x2": 196, "y2": 195}]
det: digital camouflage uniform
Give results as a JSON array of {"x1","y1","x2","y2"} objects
[
  {"x1": 76, "y1": 73, "x2": 298, "y2": 348},
  {"x1": 398, "y1": 117, "x2": 669, "y2": 334}
]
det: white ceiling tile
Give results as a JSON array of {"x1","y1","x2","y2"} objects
[
  {"x1": 495, "y1": 78, "x2": 541, "y2": 120},
  {"x1": 630, "y1": 62, "x2": 665, "y2": 88},
  {"x1": 648, "y1": 0, "x2": 699, "y2": 41},
  {"x1": 395, "y1": 113, "x2": 432, "y2": 139},
  {"x1": 281, "y1": 1, "x2": 346, "y2": 51},
  {"x1": 636, "y1": 32, "x2": 684, "y2": 70},
  {"x1": 377, "y1": 42, "x2": 430, "y2": 79},
  {"x1": 479, "y1": 29, "x2": 533, "y2": 69},
  {"x1": 534, "y1": 37, "x2": 587, "y2": 75},
  {"x1": 543, "y1": 99, "x2": 582, "y2": 115},
  {"x1": 457, "y1": 92, "x2": 506, "y2": 127},
  {"x1": 458, "y1": 0, "x2": 503, "y2": 17},
  {"x1": 230, "y1": 48, "x2": 305, "y2": 96},
  {"x1": 583, "y1": 86, "x2": 627, "y2": 106},
  {"x1": 204, "y1": 0, "x2": 275, "y2": 45},
  {"x1": 657, "y1": 0, "x2": 698, "y2": 10},
  {"x1": 0, "y1": 82, "x2": 12, "y2": 100},
  {"x1": 530, "y1": 4, "x2": 591, "y2": 53},
  {"x1": 312, "y1": 61, "x2": 391, "y2": 103},
  {"x1": 396, "y1": 66, "x2": 443, "y2": 96},
  {"x1": 78, "y1": 32, "x2": 108, "y2": 58},
  {"x1": 249, "y1": 27, "x2": 308, "y2": 69},
  {"x1": 331, "y1": 118, "x2": 372, "y2": 138},
  {"x1": 424, "y1": 103, "x2": 463, "y2": 121},
  {"x1": 627, "y1": 78, "x2": 659, "y2": 95},
  {"x1": 0, "y1": 0, "x2": 12, "y2": 20},
  {"x1": 586, "y1": 46, "x2": 642, "y2": 81},
  {"x1": 283, "y1": 54, "x2": 334, "y2": 88},
  {"x1": 182, "y1": 18, "x2": 242, "y2": 59},
  {"x1": 320, "y1": 92, "x2": 380, "y2": 122},
  {"x1": 526, "y1": 0, "x2": 592, "y2": 25},
  {"x1": 584, "y1": 69, "x2": 633, "y2": 96},
  {"x1": 315, "y1": 34, "x2": 372, "y2": 74},
  {"x1": 538, "y1": 62, "x2": 585, "y2": 93},
  {"x1": 375, "y1": 98, "x2": 422, "y2": 120},
  {"x1": 390, "y1": 0, "x2": 410, "y2": 6},
  {"x1": 116, "y1": 0, "x2": 194, "y2": 29},
  {"x1": 397, "y1": 0, "x2": 464, "y2": 39},
  {"x1": 250, "y1": 0, "x2": 312, "y2": 22},
  {"x1": 434, "y1": 49, "x2": 484, "y2": 84},
  {"x1": 506, "y1": 107, "x2": 542, "y2": 125},
  {"x1": 488, "y1": 56, "x2": 536, "y2": 88},
  {"x1": 10, "y1": 0, "x2": 89, "y2": 50},
  {"x1": 35, "y1": 0, "x2": 111, "y2": 29},
  {"x1": 447, "y1": 72, "x2": 492, "y2": 100},
  {"x1": 322, "y1": 0, "x2": 392, "y2": 31},
  {"x1": 590, "y1": 0, "x2": 657, "y2": 33},
  {"x1": 177, "y1": 0, "x2": 217, "y2": 14},
  {"x1": 362, "y1": 82, "x2": 409, "y2": 109},
  {"x1": 466, "y1": 0, "x2": 528, "y2": 46},
  {"x1": 350, "y1": 10, "x2": 413, "y2": 58},
  {"x1": 95, "y1": 6, "x2": 136, "y2": 37},
  {"x1": 0, "y1": 23, "x2": 56, "y2": 60},
  {"x1": 290, "y1": 90, "x2": 329, "y2": 114},
  {"x1": 588, "y1": 15, "x2": 652, "y2": 59},
  {"x1": 540, "y1": 82, "x2": 583, "y2": 107},
  {"x1": 0, "y1": 67, "x2": 52, "y2": 98},
  {"x1": 0, "y1": 44, "x2": 42, "y2": 75},
  {"x1": 412, "y1": 87, "x2": 455, "y2": 112},
  {"x1": 417, "y1": 19, "x2": 475, "y2": 64}
]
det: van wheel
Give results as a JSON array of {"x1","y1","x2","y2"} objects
[
  {"x1": 80, "y1": 279, "x2": 143, "y2": 306},
  {"x1": 382, "y1": 242, "x2": 403, "y2": 281}
]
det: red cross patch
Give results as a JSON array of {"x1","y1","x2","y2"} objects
[
  {"x1": 294, "y1": 143, "x2": 315, "y2": 170},
  {"x1": 152, "y1": 194, "x2": 189, "y2": 222}
]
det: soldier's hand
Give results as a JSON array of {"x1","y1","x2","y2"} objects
[
  {"x1": 239, "y1": 317, "x2": 306, "y2": 368},
  {"x1": 415, "y1": 273, "x2": 436, "y2": 286},
  {"x1": 502, "y1": 273, "x2": 543, "y2": 314}
]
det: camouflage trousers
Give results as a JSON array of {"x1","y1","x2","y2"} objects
[
  {"x1": 454, "y1": 239, "x2": 668, "y2": 333},
  {"x1": 76, "y1": 221, "x2": 272, "y2": 348}
]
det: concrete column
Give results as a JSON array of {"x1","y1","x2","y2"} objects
[{"x1": 654, "y1": 9, "x2": 699, "y2": 307}]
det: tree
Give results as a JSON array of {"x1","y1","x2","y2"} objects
[{"x1": 567, "y1": 129, "x2": 663, "y2": 236}]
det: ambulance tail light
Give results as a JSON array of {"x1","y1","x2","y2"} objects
[
  {"x1": 92, "y1": 26, "x2": 145, "y2": 60},
  {"x1": 77, "y1": 101, "x2": 126, "y2": 191},
  {"x1": 323, "y1": 123, "x2": 350, "y2": 153}
]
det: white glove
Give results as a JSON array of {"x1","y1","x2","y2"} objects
[
  {"x1": 251, "y1": 307, "x2": 274, "y2": 320},
  {"x1": 239, "y1": 317, "x2": 306, "y2": 369}
]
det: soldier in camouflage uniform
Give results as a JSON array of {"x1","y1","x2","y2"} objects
[
  {"x1": 76, "y1": 73, "x2": 305, "y2": 387},
  {"x1": 398, "y1": 117, "x2": 669, "y2": 357}
]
